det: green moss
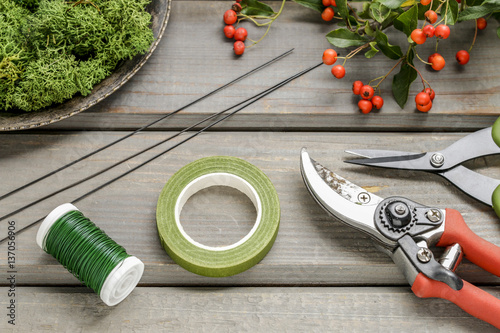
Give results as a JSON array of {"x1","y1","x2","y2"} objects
[{"x1": 0, "y1": 0, "x2": 154, "y2": 112}]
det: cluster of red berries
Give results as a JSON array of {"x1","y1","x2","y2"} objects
[
  {"x1": 411, "y1": 5, "x2": 489, "y2": 69},
  {"x1": 223, "y1": 1, "x2": 248, "y2": 56},
  {"x1": 322, "y1": 49, "x2": 346, "y2": 78},
  {"x1": 321, "y1": 0, "x2": 337, "y2": 21},
  {"x1": 352, "y1": 81, "x2": 383, "y2": 114},
  {"x1": 415, "y1": 88, "x2": 435, "y2": 112}
]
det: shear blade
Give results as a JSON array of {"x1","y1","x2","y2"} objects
[
  {"x1": 345, "y1": 127, "x2": 500, "y2": 171},
  {"x1": 345, "y1": 149, "x2": 419, "y2": 159},
  {"x1": 300, "y1": 148, "x2": 395, "y2": 248},
  {"x1": 345, "y1": 151, "x2": 430, "y2": 170}
]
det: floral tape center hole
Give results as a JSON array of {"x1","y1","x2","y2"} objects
[{"x1": 177, "y1": 173, "x2": 260, "y2": 250}]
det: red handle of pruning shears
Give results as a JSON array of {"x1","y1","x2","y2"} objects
[
  {"x1": 412, "y1": 274, "x2": 500, "y2": 329},
  {"x1": 437, "y1": 209, "x2": 500, "y2": 277},
  {"x1": 412, "y1": 208, "x2": 500, "y2": 328}
]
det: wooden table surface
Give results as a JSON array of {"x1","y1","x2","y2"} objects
[{"x1": 2, "y1": 1, "x2": 500, "y2": 331}]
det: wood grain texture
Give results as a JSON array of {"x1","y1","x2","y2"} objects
[
  {"x1": 1, "y1": 287, "x2": 500, "y2": 332},
  {"x1": 34, "y1": 0, "x2": 500, "y2": 132},
  {"x1": 1, "y1": 131, "x2": 500, "y2": 286},
  {"x1": 1, "y1": 2, "x2": 500, "y2": 330}
]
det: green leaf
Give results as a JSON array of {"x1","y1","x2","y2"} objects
[
  {"x1": 370, "y1": 2, "x2": 392, "y2": 23},
  {"x1": 458, "y1": 3, "x2": 500, "y2": 21},
  {"x1": 326, "y1": 28, "x2": 369, "y2": 48},
  {"x1": 291, "y1": 0, "x2": 324, "y2": 13},
  {"x1": 497, "y1": 26, "x2": 500, "y2": 38},
  {"x1": 365, "y1": 42, "x2": 379, "y2": 58},
  {"x1": 336, "y1": 0, "x2": 350, "y2": 20},
  {"x1": 364, "y1": 21, "x2": 376, "y2": 37},
  {"x1": 358, "y1": 2, "x2": 373, "y2": 19},
  {"x1": 392, "y1": 50, "x2": 417, "y2": 108},
  {"x1": 375, "y1": 30, "x2": 403, "y2": 60},
  {"x1": 377, "y1": 0, "x2": 407, "y2": 9},
  {"x1": 445, "y1": 0, "x2": 459, "y2": 25},
  {"x1": 394, "y1": 5, "x2": 418, "y2": 36},
  {"x1": 241, "y1": 0, "x2": 275, "y2": 16}
]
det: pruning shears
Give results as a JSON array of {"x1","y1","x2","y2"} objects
[
  {"x1": 344, "y1": 118, "x2": 500, "y2": 217},
  {"x1": 300, "y1": 148, "x2": 500, "y2": 328}
]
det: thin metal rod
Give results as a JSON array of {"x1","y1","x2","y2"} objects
[
  {"x1": 0, "y1": 74, "x2": 290, "y2": 222},
  {"x1": 0, "y1": 62, "x2": 322, "y2": 243},
  {"x1": 0, "y1": 49, "x2": 294, "y2": 201}
]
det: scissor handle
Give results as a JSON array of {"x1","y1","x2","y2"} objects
[
  {"x1": 412, "y1": 273, "x2": 500, "y2": 329},
  {"x1": 492, "y1": 116, "x2": 500, "y2": 148},
  {"x1": 437, "y1": 209, "x2": 500, "y2": 277},
  {"x1": 491, "y1": 185, "x2": 500, "y2": 218}
]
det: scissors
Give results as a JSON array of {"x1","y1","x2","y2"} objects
[
  {"x1": 300, "y1": 148, "x2": 500, "y2": 328},
  {"x1": 344, "y1": 118, "x2": 500, "y2": 216}
]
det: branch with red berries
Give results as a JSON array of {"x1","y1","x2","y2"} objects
[
  {"x1": 222, "y1": 0, "x2": 286, "y2": 55},
  {"x1": 311, "y1": 0, "x2": 499, "y2": 113},
  {"x1": 220, "y1": 0, "x2": 499, "y2": 113}
]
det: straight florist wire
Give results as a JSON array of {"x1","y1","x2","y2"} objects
[{"x1": 38, "y1": 204, "x2": 144, "y2": 306}]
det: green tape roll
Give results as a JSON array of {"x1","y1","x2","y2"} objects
[{"x1": 156, "y1": 156, "x2": 280, "y2": 277}]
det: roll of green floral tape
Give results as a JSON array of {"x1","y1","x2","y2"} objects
[{"x1": 156, "y1": 156, "x2": 280, "y2": 277}]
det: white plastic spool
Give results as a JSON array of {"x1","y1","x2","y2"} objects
[{"x1": 37, "y1": 203, "x2": 144, "y2": 306}]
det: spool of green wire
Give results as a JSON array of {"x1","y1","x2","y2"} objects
[{"x1": 36, "y1": 203, "x2": 144, "y2": 306}]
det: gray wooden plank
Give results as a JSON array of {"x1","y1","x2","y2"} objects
[
  {"x1": 1, "y1": 286, "x2": 500, "y2": 332},
  {"x1": 34, "y1": 0, "x2": 500, "y2": 132},
  {"x1": 1, "y1": 131, "x2": 500, "y2": 286}
]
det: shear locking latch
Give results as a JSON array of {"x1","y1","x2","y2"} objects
[{"x1": 398, "y1": 235, "x2": 463, "y2": 290}]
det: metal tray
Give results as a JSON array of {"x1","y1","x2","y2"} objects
[{"x1": 0, "y1": 0, "x2": 171, "y2": 131}]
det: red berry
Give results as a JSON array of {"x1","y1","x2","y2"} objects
[
  {"x1": 435, "y1": 25, "x2": 451, "y2": 39},
  {"x1": 224, "y1": 10, "x2": 237, "y2": 25},
  {"x1": 417, "y1": 100, "x2": 433, "y2": 112},
  {"x1": 427, "y1": 53, "x2": 438, "y2": 64},
  {"x1": 322, "y1": 7, "x2": 334, "y2": 21},
  {"x1": 352, "y1": 80, "x2": 363, "y2": 95},
  {"x1": 224, "y1": 25, "x2": 235, "y2": 39},
  {"x1": 415, "y1": 92, "x2": 431, "y2": 107},
  {"x1": 358, "y1": 100, "x2": 373, "y2": 114},
  {"x1": 234, "y1": 27, "x2": 248, "y2": 41},
  {"x1": 420, "y1": 0, "x2": 431, "y2": 4},
  {"x1": 322, "y1": 49, "x2": 337, "y2": 65},
  {"x1": 331, "y1": 65, "x2": 346, "y2": 79},
  {"x1": 233, "y1": 41, "x2": 245, "y2": 55},
  {"x1": 425, "y1": 10, "x2": 438, "y2": 24},
  {"x1": 236, "y1": 0, "x2": 242, "y2": 2},
  {"x1": 477, "y1": 17, "x2": 487, "y2": 30},
  {"x1": 331, "y1": 0, "x2": 337, "y2": 6},
  {"x1": 424, "y1": 87, "x2": 435, "y2": 101},
  {"x1": 371, "y1": 96, "x2": 384, "y2": 110},
  {"x1": 422, "y1": 25, "x2": 435, "y2": 38},
  {"x1": 360, "y1": 85, "x2": 374, "y2": 100},
  {"x1": 430, "y1": 53, "x2": 445, "y2": 71},
  {"x1": 456, "y1": 50, "x2": 470, "y2": 65},
  {"x1": 411, "y1": 29, "x2": 427, "y2": 44},
  {"x1": 232, "y1": 3, "x2": 242, "y2": 12},
  {"x1": 322, "y1": 0, "x2": 331, "y2": 6}
]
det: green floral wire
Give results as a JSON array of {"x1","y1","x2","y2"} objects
[{"x1": 43, "y1": 210, "x2": 130, "y2": 295}]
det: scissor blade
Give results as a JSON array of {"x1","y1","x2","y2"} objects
[
  {"x1": 345, "y1": 149, "x2": 419, "y2": 159},
  {"x1": 439, "y1": 165, "x2": 500, "y2": 206},
  {"x1": 344, "y1": 152, "x2": 429, "y2": 170},
  {"x1": 346, "y1": 127, "x2": 500, "y2": 172},
  {"x1": 300, "y1": 148, "x2": 395, "y2": 248}
]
